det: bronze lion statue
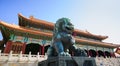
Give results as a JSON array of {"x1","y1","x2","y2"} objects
[{"x1": 47, "y1": 18, "x2": 87, "y2": 57}]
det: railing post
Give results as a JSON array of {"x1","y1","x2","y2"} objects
[
  {"x1": 44, "y1": 53, "x2": 48, "y2": 60},
  {"x1": 37, "y1": 52, "x2": 40, "y2": 61},
  {"x1": 8, "y1": 50, "x2": 13, "y2": 61},
  {"x1": 0, "y1": 50, "x2": 1, "y2": 56},
  {"x1": 28, "y1": 51, "x2": 31, "y2": 61},
  {"x1": 18, "y1": 51, "x2": 22, "y2": 62}
]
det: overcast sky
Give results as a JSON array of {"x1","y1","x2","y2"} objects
[{"x1": 0, "y1": 0, "x2": 120, "y2": 44}]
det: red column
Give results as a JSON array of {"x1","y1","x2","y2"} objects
[
  {"x1": 4, "y1": 41, "x2": 12, "y2": 53},
  {"x1": 22, "y1": 42, "x2": 26, "y2": 54},
  {"x1": 96, "y1": 51, "x2": 98, "y2": 57},
  {"x1": 111, "y1": 52, "x2": 116, "y2": 58},
  {"x1": 110, "y1": 52, "x2": 112, "y2": 57},
  {"x1": 42, "y1": 45, "x2": 45, "y2": 55},
  {"x1": 103, "y1": 52, "x2": 106, "y2": 58},
  {"x1": 39, "y1": 45, "x2": 42, "y2": 55},
  {"x1": 87, "y1": 50, "x2": 90, "y2": 57},
  {"x1": 113, "y1": 52, "x2": 116, "y2": 58},
  {"x1": 71, "y1": 51, "x2": 74, "y2": 56},
  {"x1": 89, "y1": 50, "x2": 92, "y2": 57}
]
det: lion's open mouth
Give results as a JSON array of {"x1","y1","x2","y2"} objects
[
  {"x1": 66, "y1": 27, "x2": 73, "y2": 30},
  {"x1": 66, "y1": 27, "x2": 72, "y2": 30}
]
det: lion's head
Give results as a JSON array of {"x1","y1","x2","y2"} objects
[{"x1": 54, "y1": 18, "x2": 74, "y2": 34}]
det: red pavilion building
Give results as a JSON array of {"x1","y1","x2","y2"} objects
[{"x1": 0, "y1": 13, "x2": 119, "y2": 57}]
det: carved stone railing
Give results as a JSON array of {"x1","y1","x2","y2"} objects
[
  {"x1": 0, "y1": 50, "x2": 47, "y2": 63},
  {"x1": 0, "y1": 50, "x2": 120, "y2": 66}
]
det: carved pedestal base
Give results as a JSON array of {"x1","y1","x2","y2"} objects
[{"x1": 38, "y1": 56, "x2": 96, "y2": 66}]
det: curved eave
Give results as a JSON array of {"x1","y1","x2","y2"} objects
[
  {"x1": 18, "y1": 13, "x2": 108, "y2": 40},
  {"x1": 75, "y1": 38, "x2": 119, "y2": 48},
  {"x1": 0, "y1": 21, "x2": 52, "y2": 37},
  {"x1": 74, "y1": 29, "x2": 108, "y2": 40},
  {"x1": 18, "y1": 13, "x2": 54, "y2": 28}
]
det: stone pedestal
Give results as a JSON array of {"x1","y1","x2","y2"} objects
[{"x1": 38, "y1": 57, "x2": 96, "y2": 66}]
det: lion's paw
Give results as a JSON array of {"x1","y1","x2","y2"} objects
[{"x1": 59, "y1": 52, "x2": 71, "y2": 56}]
